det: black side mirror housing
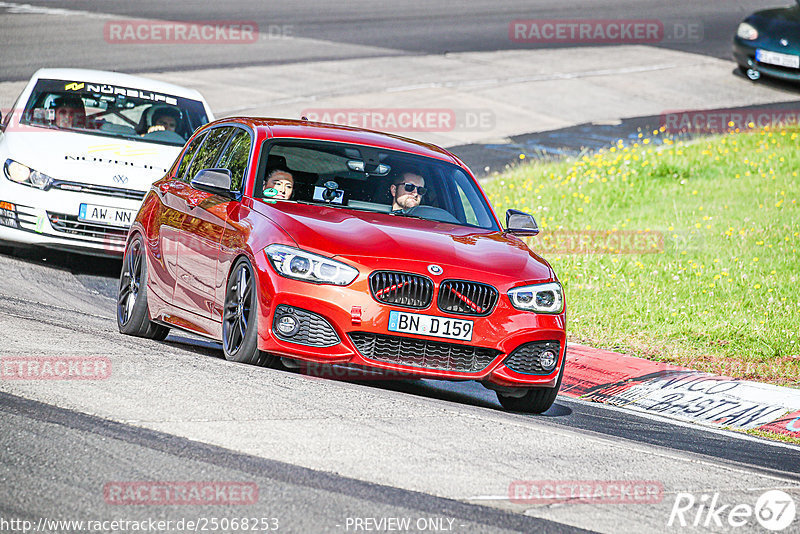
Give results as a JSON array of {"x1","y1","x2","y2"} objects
[
  {"x1": 505, "y1": 209, "x2": 539, "y2": 236},
  {"x1": 190, "y1": 168, "x2": 239, "y2": 200}
]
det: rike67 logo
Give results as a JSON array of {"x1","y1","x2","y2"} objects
[{"x1": 668, "y1": 490, "x2": 796, "y2": 531}]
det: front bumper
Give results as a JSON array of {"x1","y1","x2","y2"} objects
[
  {"x1": 733, "y1": 39, "x2": 800, "y2": 82},
  {"x1": 0, "y1": 180, "x2": 145, "y2": 257},
  {"x1": 253, "y1": 254, "x2": 567, "y2": 389}
]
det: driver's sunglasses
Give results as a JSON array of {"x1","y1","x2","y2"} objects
[{"x1": 398, "y1": 182, "x2": 427, "y2": 196}]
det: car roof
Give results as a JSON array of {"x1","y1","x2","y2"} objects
[
  {"x1": 220, "y1": 117, "x2": 461, "y2": 164},
  {"x1": 30, "y1": 68, "x2": 206, "y2": 101}
]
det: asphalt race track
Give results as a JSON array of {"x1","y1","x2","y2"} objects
[
  {"x1": 0, "y1": 0, "x2": 785, "y2": 81},
  {"x1": 2, "y1": 1, "x2": 800, "y2": 533},
  {"x1": 1, "y1": 249, "x2": 799, "y2": 533}
]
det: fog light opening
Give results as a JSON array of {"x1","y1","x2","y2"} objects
[
  {"x1": 539, "y1": 349, "x2": 558, "y2": 372},
  {"x1": 276, "y1": 313, "x2": 300, "y2": 337}
]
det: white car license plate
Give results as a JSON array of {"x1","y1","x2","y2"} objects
[
  {"x1": 78, "y1": 203, "x2": 136, "y2": 227},
  {"x1": 756, "y1": 49, "x2": 800, "y2": 68},
  {"x1": 388, "y1": 310, "x2": 473, "y2": 341}
]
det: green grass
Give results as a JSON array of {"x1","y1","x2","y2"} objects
[
  {"x1": 742, "y1": 428, "x2": 800, "y2": 446},
  {"x1": 483, "y1": 127, "x2": 800, "y2": 387}
]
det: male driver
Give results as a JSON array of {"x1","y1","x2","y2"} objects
[
  {"x1": 52, "y1": 96, "x2": 86, "y2": 129},
  {"x1": 390, "y1": 172, "x2": 426, "y2": 211},
  {"x1": 147, "y1": 108, "x2": 180, "y2": 134},
  {"x1": 264, "y1": 169, "x2": 294, "y2": 200}
]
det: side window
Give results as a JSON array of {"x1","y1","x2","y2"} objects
[
  {"x1": 217, "y1": 128, "x2": 252, "y2": 192},
  {"x1": 451, "y1": 170, "x2": 493, "y2": 228},
  {"x1": 1, "y1": 95, "x2": 21, "y2": 131},
  {"x1": 456, "y1": 185, "x2": 479, "y2": 226},
  {"x1": 175, "y1": 131, "x2": 207, "y2": 182},
  {"x1": 186, "y1": 126, "x2": 233, "y2": 183}
]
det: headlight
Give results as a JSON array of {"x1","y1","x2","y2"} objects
[
  {"x1": 737, "y1": 22, "x2": 758, "y2": 41},
  {"x1": 508, "y1": 282, "x2": 564, "y2": 314},
  {"x1": 265, "y1": 244, "x2": 359, "y2": 286},
  {"x1": 3, "y1": 159, "x2": 54, "y2": 190}
]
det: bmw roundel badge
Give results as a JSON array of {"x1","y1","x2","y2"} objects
[{"x1": 427, "y1": 264, "x2": 443, "y2": 275}]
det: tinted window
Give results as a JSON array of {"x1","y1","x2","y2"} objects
[
  {"x1": 217, "y1": 128, "x2": 251, "y2": 192},
  {"x1": 186, "y1": 127, "x2": 232, "y2": 182},
  {"x1": 175, "y1": 131, "x2": 208, "y2": 182}
]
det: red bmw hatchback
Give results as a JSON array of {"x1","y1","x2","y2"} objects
[{"x1": 117, "y1": 118, "x2": 566, "y2": 413}]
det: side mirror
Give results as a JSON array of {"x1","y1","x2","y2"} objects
[
  {"x1": 190, "y1": 168, "x2": 239, "y2": 200},
  {"x1": 505, "y1": 209, "x2": 539, "y2": 236}
]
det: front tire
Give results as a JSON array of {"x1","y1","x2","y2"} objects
[
  {"x1": 496, "y1": 357, "x2": 565, "y2": 414},
  {"x1": 117, "y1": 234, "x2": 169, "y2": 340},
  {"x1": 222, "y1": 257, "x2": 277, "y2": 367}
]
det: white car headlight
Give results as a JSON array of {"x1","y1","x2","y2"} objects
[
  {"x1": 3, "y1": 159, "x2": 54, "y2": 190},
  {"x1": 737, "y1": 22, "x2": 758, "y2": 41},
  {"x1": 265, "y1": 244, "x2": 358, "y2": 286},
  {"x1": 508, "y1": 282, "x2": 564, "y2": 314}
]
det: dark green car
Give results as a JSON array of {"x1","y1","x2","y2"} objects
[{"x1": 733, "y1": 0, "x2": 800, "y2": 82}]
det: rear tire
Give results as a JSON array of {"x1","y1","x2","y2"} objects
[
  {"x1": 496, "y1": 356, "x2": 565, "y2": 414},
  {"x1": 222, "y1": 257, "x2": 278, "y2": 367},
  {"x1": 117, "y1": 234, "x2": 169, "y2": 340}
]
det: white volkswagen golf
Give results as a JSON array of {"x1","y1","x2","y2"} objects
[{"x1": 0, "y1": 68, "x2": 214, "y2": 256}]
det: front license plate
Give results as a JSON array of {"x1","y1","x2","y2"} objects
[
  {"x1": 78, "y1": 203, "x2": 136, "y2": 227},
  {"x1": 388, "y1": 310, "x2": 473, "y2": 341},
  {"x1": 756, "y1": 49, "x2": 800, "y2": 68}
]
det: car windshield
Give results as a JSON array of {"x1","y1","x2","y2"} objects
[
  {"x1": 256, "y1": 139, "x2": 499, "y2": 231},
  {"x1": 19, "y1": 78, "x2": 209, "y2": 146}
]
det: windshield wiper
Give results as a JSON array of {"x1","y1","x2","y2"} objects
[{"x1": 389, "y1": 210, "x2": 424, "y2": 219}]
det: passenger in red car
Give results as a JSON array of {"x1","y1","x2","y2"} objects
[
  {"x1": 390, "y1": 172, "x2": 425, "y2": 211},
  {"x1": 264, "y1": 169, "x2": 294, "y2": 200}
]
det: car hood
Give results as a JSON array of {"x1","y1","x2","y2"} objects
[
  {"x1": 1, "y1": 129, "x2": 180, "y2": 191},
  {"x1": 749, "y1": 6, "x2": 800, "y2": 42},
  {"x1": 255, "y1": 201, "x2": 554, "y2": 283}
]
